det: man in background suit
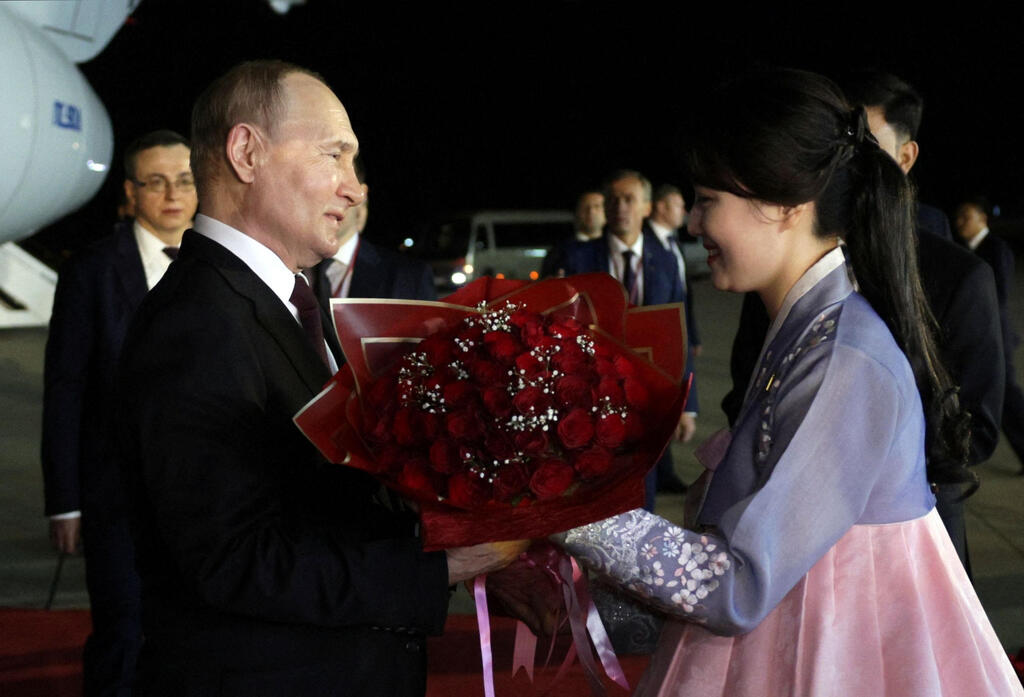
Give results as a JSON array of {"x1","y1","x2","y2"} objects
[
  {"x1": 644, "y1": 183, "x2": 702, "y2": 359},
  {"x1": 116, "y1": 61, "x2": 519, "y2": 697},
  {"x1": 723, "y1": 73, "x2": 1004, "y2": 575},
  {"x1": 42, "y1": 129, "x2": 197, "y2": 697},
  {"x1": 549, "y1": 169, "x2": 698, "y2": 508},
  {"x1": 956, "y1": 197, "x2": 1024, "y2": 472},
  {"x1": 311, "y1": 159, "x2": 435, "y2": 311},
  {"x1": 541, "y1": 189, "x2": 605, "y2": 278}
]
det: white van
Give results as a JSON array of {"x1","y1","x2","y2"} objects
[{"x1": 407, "y1": 210, "x2": 574, "y2": 291}]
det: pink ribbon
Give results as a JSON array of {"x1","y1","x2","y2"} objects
[
  {"x1": 474, "y1": 575, "x2": 496, "y2": 697},
  {"x1": 473, "y1": 545, "x2": 629, "y2": 697}
]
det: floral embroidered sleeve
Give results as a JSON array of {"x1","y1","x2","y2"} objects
[{"x1": 560, "y1": 509, "x2": 732, "y2": 625}]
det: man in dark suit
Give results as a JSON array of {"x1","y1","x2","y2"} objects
[
  {"x1": 548, "y1": 169, "x2": 698, "y2": 509},
  {"x1": 956, "y1": 197, "x2": 1024, "y2": 472},
  {"x1": 311, "y1": 160, "x2": 435, "y2": 313},
  {"x1": 644, "y1": 183, "x2": 702, "y2": 359},
  {"x1": 116, "y1": 61, "x2": 519, "y2": 696},
  {"x1": 722, "y1": 73, "x2": 1004, "y2": 574},
  {"x1": 42, "y1": 129, "x2": 197, "y2": 697}
]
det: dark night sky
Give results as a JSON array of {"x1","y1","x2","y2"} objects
[{"x1": 31, "y1": 1, "x2": 1024, "y2": 258}]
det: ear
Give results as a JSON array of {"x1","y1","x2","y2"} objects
[
  {"x1": 123, "y1": 179, "x2": 137, "y2": 208},
  {"x1": 640, "y1": 199, "x2": 652, "y2": 218},
  {"x1": 897, "y1": 140, "x2": 919, "y2": 174},
  {"x1": 777, "y1": 202, "x2": 812, "y2": 233},
  {"x1": 224, "y1": 123, "x2": 263, "y2": 184}
]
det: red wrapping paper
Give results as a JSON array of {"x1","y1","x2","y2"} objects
[{"x1": 294, "y1": 273, "x2": 689, "y2": 550}]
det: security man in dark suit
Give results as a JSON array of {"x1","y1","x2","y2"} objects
[{"x1": 42, "y1": 129, "x2": 197, "y2": 696}]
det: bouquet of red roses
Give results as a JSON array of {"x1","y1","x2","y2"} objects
[{"x1": 295, "y1": 273, "x2": 689, "y2": 550}]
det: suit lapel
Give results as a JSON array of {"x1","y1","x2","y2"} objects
[
  {"x1": 182, "y1": 231, "x2": 331, "y2": 394},
  {"x1": 113, "y1": 224, "x2": 149, "y2": 312},
  {"x1": 642, "y1": 229, "x2": 669, "y2": 305},
  {"x1": 347, "y1": 239, "x2": 380, "y2": 299}
]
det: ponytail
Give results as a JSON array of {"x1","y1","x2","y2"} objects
[{"x1": 824, "y1": 109, "x2": 975, "y2": 492}]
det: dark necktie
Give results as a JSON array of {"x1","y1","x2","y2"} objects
[
  {"x1": 621, "y1": 250, "x2": 638, "y2": 304},
  {"x1": 163, "y1": 247, "x2": 179, "y2": 260},
  {"x1": 290, "y1": 275, "x2": 329, "y2": 367}
]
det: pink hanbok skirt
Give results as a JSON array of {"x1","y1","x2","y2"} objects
[{"x1": 636, "y1": 509, "x2": 1022, "y2": 697}]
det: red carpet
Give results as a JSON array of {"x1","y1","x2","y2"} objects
[{"x1": 0, "y1": 609, "x2": 648, "y2": 696}]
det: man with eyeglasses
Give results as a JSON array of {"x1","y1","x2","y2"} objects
[{"x1": 41, "y1": 129, "x2": 197, "y2": 697}]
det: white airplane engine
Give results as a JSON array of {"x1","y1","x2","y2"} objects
[{"x1": 0, "y1": 5, "x2": 114, "y2": 245}]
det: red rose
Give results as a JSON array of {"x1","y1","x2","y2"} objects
[
  {"x1": 493, "y1": 461, "x2": 530, "y2": 502},
  {"x1": 555, "y1": 375, "x2": 593, "y2": 409},
  {"x1": 514, "y1": 351, "x2": 545, "y2": 379},
  {"x1": 482, "y1": 387, "x2": 513, "y2": 418},
  {"x1": 547, "y1": 317, "x2": 583, "y2": 339},
  {"x1": 520, "y1": 319, "x2": 547, "y2": 348},
  {"x1": 448, "y1": 471, "x2": 492, "y2": 508},
  {"x1": 623, "y1": 378, "x2": 649, "y2": 410},
  {"x1": 596, "y1": 377, "x2": 625, "y2": 405},
  {"x1": 515, "y1": 429, "x2": 549, "y2": 456},
  {"x1": 375, "y1": 444, "x2": 405, "y2": 473},
  {"x1": 557, "y1": 408, "x2": 594, "y2": 449},
  {"x1": 485, "y1": 431, "x2": 517, "y2": 461},
  {"x1": 393, "y1": 407, "x2": 420, "y2": 446},
  {"x1": 446, "y1": 408, "x2": 485, "y2": 441},
  {"x1": 418, "y1": 334, "x2": 455, "y2": 367},
  {"x1": 443, "y1": 380, "x2": 475, "y2": 408},
  {"x1": 595, "y1": 357, "x2": 616, "y2": 377},
  {"x1": 553, "y1": 344, "x2": 589, "y2": 375},
  {"x1": 574, "y1": 447, "x2": 613, "y2": 478},
  {"x1": 397, "y1": 457, "x2": 436, "y2": 498},
  {"x1": 365, "y1": 412, "x2": 393, "y2": 445},
  {"x1": 430, "y1": 438, "x2": 462, "y2": 473},
  {"x1": 484, "y1": 331, "x2": 522, "y2": 364},
  {"x1": 457, "y1": 323, "x2": 484, "y2": 343},
  {"x1": 514, "y1": 385, "x2": 553, "y2": 415},
  {"x1": 613, "y1": 354, "x2": 638, "y2": 379},
  {"x1": 595, "y1": 413, "x2": 627, "y2": 448},
  {"x1": 416, "y1": 410, "x2": 440, "y2": 439},
  {"x1": 365, "y1": 375, "x2": 395, "y2": 411},
  {"x1": 470, "y1": 359, "x2": 504, "y2": 385},
  {"x1": 529, "y1": 458, "x2": 575, "y2": 500},
  {"x1": 624, "y1": 412, "x2": 644, "y2": 441}
]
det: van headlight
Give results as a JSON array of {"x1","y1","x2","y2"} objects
[{"x1": 451, "y1": 271, "x2": 467, "y2": 285}]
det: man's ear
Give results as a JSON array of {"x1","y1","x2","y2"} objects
[
  {"x1": 225, "y1": 123, "x2": 263, "y2": 184},
  {"x1": 123, "y1": 179, "x2": 137, "y2": 209},
  {"x1": 897, "y1": 139, "x2": 919, "y2": 174}
]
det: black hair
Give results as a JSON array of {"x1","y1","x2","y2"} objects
[
  {"x1": 123, "y1": 129, "x2": 191, "y2": 181},
  {"x1": 652, "y1": 183, "x2": 684, "y2": 205},
  {"x1": 687, "y1": 67, "x2": 973, "y2": 490},
  {"x1": 844, "y1": 71, "x2": 923, "y2": 142},
  {"x1": 958, "y1": 194, "x2": 993, "y2": 220}
]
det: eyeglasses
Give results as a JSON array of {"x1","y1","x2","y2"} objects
[{"x1": 132, "y1": 175, "x2": 196, "y2": 194}]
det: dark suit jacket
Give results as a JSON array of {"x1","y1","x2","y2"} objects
[
  {"x1": 42, "y1": 222, "x2": 148, "y2": 517},
  {"x1": 917, "y1": 202, "x2": 953, "y2": 241},
  {"x1": 118, "y1": 230, "x2": 450, "y2": 696},
  {"x1": 554, "y1": 230, "x2": 699, "y2": 412},
  {"x1": 972, "y1": 231, "x2": 1018, "y2": 355},
  {"x1": 643, "y1": 220, "x2": 702, "y2": 348}
]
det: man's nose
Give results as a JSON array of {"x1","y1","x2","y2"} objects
[{"x1": 337, "y1": 165, "x2": 365, "y2": 206}]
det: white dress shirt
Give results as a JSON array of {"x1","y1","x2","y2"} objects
[
  {"x1": 194, "y1": 214, "x2": 337, "y2": 373},
  {"x1": 133, "y1": 221, "x2": 175, "y2": 290},
  {"x1": 607, "y1": 233, "x2": 645, "y2": 305}
]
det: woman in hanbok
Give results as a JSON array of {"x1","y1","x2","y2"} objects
[{"x1": 553, "y1": 69, "x2": 1022, "y2": 696}]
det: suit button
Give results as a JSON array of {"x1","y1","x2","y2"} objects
[{"x1": 405, "y1": 640, "x2": 422, "y2": 653}]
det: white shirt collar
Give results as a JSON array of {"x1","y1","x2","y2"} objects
[
  {"x1": 607, "y1": 231, "x2": 644, "y2": 257},
  {"x1": 967, "y1": 226, "x2": 990, "y2": 251},
  {"x1": 332, "y1": 232, "x2": 359, "y2": 265},
  {"x1": 133, "y1": 220, "x2": 173, "y2": 290},
  {"x1": 646, "y1": 219, "x2": 675, "y2": 244},
  {"x1": 192, "y1": 213, "x2": 298, "y2": 317}
]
